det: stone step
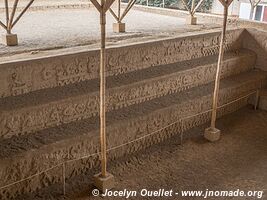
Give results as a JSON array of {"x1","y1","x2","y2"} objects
[
  {"x1": 0, "y1": 71, "x2": 265, "y2": 199},
  {"x1": 0, "y1": 49, "x2": 256, "y2": 139}
]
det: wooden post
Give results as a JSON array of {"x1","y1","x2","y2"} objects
[
  {"x1": 7, "y1": 0, "x2": 19, "y2": 34},
  {"x1": 110, "y1": 0, "x2": 136, "y2": 32},
  {"x1": 210, "y1": 5, "x2": 228, "y2": 129},
  {"x1": 118, "y1": 0, "x2": 121, "y2": 22},
  {"x1": 204, "y1": 0, "x2": 233, "y2": 142},
  {"x1": 191, "y1": 0, "x2": 195, "y2": 14},
  {"x1": 92, "y1": 0, "x2": 115, "y2": 192},
  {"x1": 1, "y1": 0, "x2": 36, "y2": 46},
  {"x1": 5, "y1": 0, "x2": 9, "y2": 33},
  {"x1": 182, "y1": 0, "x2": 205, "y2": 25},
  {"x1": 100, "y1": 4, "x2": 107, "y2": 178}
]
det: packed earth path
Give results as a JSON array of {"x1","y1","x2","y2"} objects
[{"x1": 18, "y1": 106, "x2": 267, "y2": 200}]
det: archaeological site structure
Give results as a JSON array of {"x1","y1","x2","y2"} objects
[{"x1": 0, "y1": 0, "x2": 266, "y2": 199}]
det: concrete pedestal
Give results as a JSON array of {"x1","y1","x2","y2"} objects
[
  {"x1": 204, "y1": 127, "x2": 221, "y2": 142},
  {"x1": 186, "y1": 16, "x2": 197, "y2": 25},
  {"x1": 113, "y1": 22, "x2": 125, "y2": 33},
  {"x1": 93, "y1": 172, "x2": 115, "y2": 192},
  {"x1": 1, "y1": 34, "x2": 18, "y2": 46}
]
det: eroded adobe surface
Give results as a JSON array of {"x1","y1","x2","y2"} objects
[{"x1": 0, "y1": 27, "x2": 266, "y2": 199}]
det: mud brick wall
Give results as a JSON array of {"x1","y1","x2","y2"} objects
[
  {"x1": 0, "y1": 76, "x2": 263, "y2": 200},
  {"x1": 0, "y1": 51, "x2": 255, "y2": 139},
  {"x1": 242, "y1": 28, "x2": 267, "y2": 71},
  {"x1": 0, "y1": 29, "x2": 243, "y2": 98},
  {"x1": 0, "y1": 27, "x2": 262, "y2": 199}
]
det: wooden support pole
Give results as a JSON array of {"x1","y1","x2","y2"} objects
[
  {"x1": 192, "y1": 0, "x2": 205, "y2": 15},
  {"x1": 210, "y1": 5, "x2": 228, "y2": 129},
  {"x1": 118, "y1": 0, "x2": 121, "y2": 21},
  {"x1": 0, "y1": 21, "x2": 7, "y2": 30},
  {"x1": 109, "y1": 8, "x2": 119, "y2": 21},
  {"x1": 5, "y1": 0, "x2": 9, "y2": 31},
  {"x1": 120, "y1": 0, "x2": 136, "y2": 21},
  {"x1": 100, "y1": 0, "x2": 107, "y2": 178},
  {"x1": 204, "y1": 1, "x2": 233, "y2": 142},
  {"x1": 7, "y1": 0, "x2": 19, "y2": 33},
  {"x1": 93, "y1": 0, "x2": 115, "y2": 191},
  {"x1": 12, "y1": 0, "x2": 35, "y2": 29},
  {"x1": 191, "y1": 0, "x2": 195, "y2": 15},
  {"x1": 181, "y1": 0, "x2": 191, "y2": 14}
]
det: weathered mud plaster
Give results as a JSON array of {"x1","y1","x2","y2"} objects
[
  {"x1": 0, "y1": 29, "x2": 243, "y2": 98},
  {"x1": 1, "y1": 27, "x2": 267, "y2": 199},
  {"x1": 0, "y1": 50, "x2": 255, "y2": 139},
  {"x1": 0, "y1": 73, "x2": 265, "y2": 199},
  {"x1": 241, "y1": 28, "x2": 267, "y2": 110},
  {"x1": 242, "y1": 29, "x2": 267, "y2": 71}
]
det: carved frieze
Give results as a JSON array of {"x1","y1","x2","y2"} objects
[
  {"x1": 0, "y1": 29, "x2": 243, "y2": 98},
  {"x1": 0, "y1": 53, "x2": 255, "y2": 139}
]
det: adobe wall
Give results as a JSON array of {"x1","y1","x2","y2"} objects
[
  {"x1": 0, "y1": 29, "x2": 243, "y2": 98},
  {"x1": 242, "y1": 28, "x2": 267, "y2": 71}
]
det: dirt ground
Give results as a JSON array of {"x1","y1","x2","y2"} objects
[{"x1": 20, "y1": 105, "x2": 267, "y2": 200}]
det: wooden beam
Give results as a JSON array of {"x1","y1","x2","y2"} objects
[
  {"x1": 191, "y1": 0, "x2": 195, "y2": 13},
  {"x1": 254, "y1": 0, "x2": 262, "y2": 6},
  {"x1": 218, "y1": 0, "x2": 227, "y2": 7},
  {"x1": 12, "y1": 0, "x2": 35, "y2": 28},
  {"x1": 99, "y1": 0, "x2": 107, "y2": 177},
  {"x1": 5, "y1": 0, "x2": 9, "y2": 26},
  {"x1": 109, "y1": 7, "x2": 119, "y2": 21},
  {"x1": 103, "y1": 0, "x2": 116, "y2": 13},
  {"x1": 0, "y1": 20, "x2": 7, "y2": 30},
  {"x1": 120, "y1": 0, "x2": 136, "y2": 21},
  {"x1": 118, "y1": 0, "x2": 121, "y2": 19},
  {"x1": 226, "y1": 0, "x2": 234, "y2": 6},
  {"x1": 7, "y1": 0, "x2": 19, "y2": 33},
  {"x1": 181, "y1": 0, "x2": 192, "y2": 14},
  {"x1": 90, "y1": 0, "x2": 102, "y2": 12},
  {"x1": 192, "y1": 0, "x2": 205, "y2": 15}
]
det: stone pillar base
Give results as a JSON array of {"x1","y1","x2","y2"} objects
[
  {"x1": 113, "y1": 22, "x2": 125, "y2": 33},
  {"x1": 93, "y1": 172, "x2": 115, "y2": 192},
  {"x1": 186, "y1": 16, "x2": 197, "y2": 25},
  {"x1": 204, "y1": 127, "x2": 221, "y2": 142},
  {"x1": 1, "y1": 34, "x2": 18, "y2": 46}
]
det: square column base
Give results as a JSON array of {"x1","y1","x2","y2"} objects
[
  {"x1": 113, "y1": 22, "x2": 125, "y2": 33},
  {"x1": 93, "y1": 172, "x2": 115, "y2": 192},
  {"x1": 186, "y1": 16, "x2": 197, "y2": 25},
  {"x1": 204, "y1": 127, "x2": 221, "y2": 142},
  {"x1": 1, "y1": 34, "x2": 18, "y2": 46}
]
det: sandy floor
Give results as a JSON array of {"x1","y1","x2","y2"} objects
[
  {"x1": 0, "y1": 7, "x2": 221, "y2": 56},
  {"x1": 19, "y1": 106, "x2": 267, "y2": 200},
  {"x1": 0, "y1": 0, "x2": 88, "y2": 8}
]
